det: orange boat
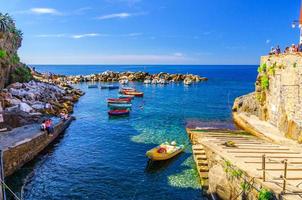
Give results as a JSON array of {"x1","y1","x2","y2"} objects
[{"x1": 123, "y1": 91, "x2": 144, "y2": 97}]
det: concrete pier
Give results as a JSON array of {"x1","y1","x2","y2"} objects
[
  {"x1": 187, "y1": 128, "x2": 302, "y2": 200},
  {"x1": 1, "y1": 117, "x2": 74, "y2": 177}
]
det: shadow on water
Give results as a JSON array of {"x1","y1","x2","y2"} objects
[
  {"x1": 145, "y1": 153, "x2": 184, "y2": 174},
  {"x1": 5, "y1": 130, "x2": 69, "y2": 199}
]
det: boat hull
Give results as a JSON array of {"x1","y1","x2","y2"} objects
[
  {"x1": 146, "y1": 146, "x2": 184, "y2": 161},
  {"x1": 108, "y1": 110, "x2": 130, "y2": 116}
]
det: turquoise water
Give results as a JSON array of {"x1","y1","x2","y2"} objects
[{"x1": 7, "y1": 65, "x2": 257, "y2": 200}]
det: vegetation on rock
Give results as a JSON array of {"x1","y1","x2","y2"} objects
[
  {"x1": 11, "y1": 66, "x2": 33, "y2": 83},
  {"x1": 261, "y1": 75, "x2": 269, "y2": 90},
  {"x1": 258, "y1": 188, "x2": 273, "y2": 200},
  {"x1": 11, "y1": 53, "x2": 20, "y2": 64},
  {"x1": 0, "y1": 12, "x2": 29, "y2": 88},
  {"x1": 0, "y1": 49, "x2": 7, "y2": 58}
]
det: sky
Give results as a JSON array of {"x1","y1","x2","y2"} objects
[{"x1": 0, "y1": 0, "x2": 301, "y2": 65}]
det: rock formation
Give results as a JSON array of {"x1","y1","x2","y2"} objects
[
  {"x1": 0, "y1": 13, "x2": 32, "y2": 89},
  {"x1": 64, "y1": 71, "x2": 208, "y2": 84},
  {"x1": 233, "y1": 54, "x2": 302, "y2": 143}
]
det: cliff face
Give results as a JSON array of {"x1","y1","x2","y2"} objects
[
  {"x1": 0, "y1": 14, "x2": 26, "y2": 89},
  {"x1": 233, "y1": 54, "x2": 302, "y2": 142}
]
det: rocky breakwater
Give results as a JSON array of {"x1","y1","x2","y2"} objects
[
  {"x1": 66, "y1": 71, "x2": 208, "y2": 84},
  {"x1": 233, "y1": 54, "x2": 302, "y2": 143},
  {"x1": 0, "y1": 80, "x2": 84, "y2": 130}
]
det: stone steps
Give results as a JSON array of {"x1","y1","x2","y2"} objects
[{"x1": 192, "y1": 144, "x2": 209, "y2": 190}]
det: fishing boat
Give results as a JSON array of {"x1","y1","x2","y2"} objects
[
  {"x1": 122, "y1": 87, "x2": 136, "y2": 91},
  {"x1": 108, "y1": 103, "x2": 132, "y2": 109},
  {"x1": 107, "y1": 98, "x2": 131, "y2": 104},
  {"x1": 123, "y1": 91, "x2": 144, "y2": 97},
  {"x1": 118, "y1": 94, "x2": 135, "y2": 99},
  {"x1": 184, "y1": 78, "x2": 192, "y2": 85},
  {"x1": 119, "y1": 79, "x2": 129, "y2": 85},
  {"x1": 144, "y1": 79, "x2": 151, "y2": 84},
  {"x1": 108, "y1": 109, "x2": 130, "y2": 116},
  {"x1": 146, "y1": 142, "x2": 184, "y2": 161},
  {"x1": 100, "y1": 85, "x2": 119, "y2": 90},
  {"x1": 88, "y1": 85, "x2": 98, "y2": 88}
]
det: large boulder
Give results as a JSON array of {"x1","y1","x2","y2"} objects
[{"x1": 19, "y1": 102, "x2": 32, "y2": 113}]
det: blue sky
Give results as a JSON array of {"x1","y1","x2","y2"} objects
[{"x1": 0, "y1": 0, "x2": 301, "y2": 64}]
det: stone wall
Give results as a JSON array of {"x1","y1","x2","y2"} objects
[
  {"x1": 233, "y1": 54, "x2": 302, "y2": 142},
  {"x1": 3, "y1": 117, "x2": 74, "y2": 177},
  {"x1": 204, "y1": 146, "x2": 272, "y2": 200}
]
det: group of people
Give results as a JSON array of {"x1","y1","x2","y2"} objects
[
  {"x1": 269, "y1": 44, "x2": 302, "y2": 55},
  {"x1": 40, "y1": 110, "x2": 69, "y2": 136},
  {"x1": 41, "y1": 119, "x2": 54, "y2": 136}
]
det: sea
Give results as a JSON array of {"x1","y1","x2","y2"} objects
[{"x1": 6, "y1": 65, "x2": 258, "y2": 200}]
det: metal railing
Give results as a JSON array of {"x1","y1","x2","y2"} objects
[{"x1": 261, "y1": 154, "x2": 300, "y2": 194}]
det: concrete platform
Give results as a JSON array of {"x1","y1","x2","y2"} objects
[
  {"x1": 1, "y1": 117, "x2": 74, "y2": 177},
  {"x1": 187, "y1": 128, "x2": 302, "y2": 200}
]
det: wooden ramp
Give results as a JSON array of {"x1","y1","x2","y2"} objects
[{"x1": 187, "y1": 128, "x2": 302, "y2": 200}]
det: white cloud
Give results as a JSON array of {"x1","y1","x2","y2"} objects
[
  {"x1": 30, "y1": 8, "x2": 61, "y2": 15},
  {"x1": 71, "y1": 33, "x2": 101, "y2": 39},
  {"x1": 97, "y1": 12, "x2": 145, "y2": 20}
]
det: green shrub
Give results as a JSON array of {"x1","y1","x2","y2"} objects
[
  {"x1": 258, "y1": 63, "x2": 267, "y2": 73},
  {"x1": 0, "y1": 49, "x2": 7, "y2": 58},
  {"x1": 258, "y1": 188, "x2": 273, "y2": 200},
  {"x1": 11, "y1": 66, "x2": 33, "y2": 83},
  {"x1": 261, "y1": 75, "x2": 269, "y2": 90},
  {"x1": 267, "y1": 66, "x2": 275, "y2": 76},
  {"x1": 293, "y1": 62, "x2": 297, "y2": 68},
  {"x1": 11, "y1": 53, "x2": 20, "y2": 64}
]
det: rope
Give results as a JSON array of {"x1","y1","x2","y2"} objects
[{"x1": 0, "y1": 177, "x2": 21, "y2": 200}]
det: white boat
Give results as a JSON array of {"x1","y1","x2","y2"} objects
[
  {"x1": 158, "y1": 79, "x2": 168, "y2": 84},
  {"x1": 119, "y1": 79, "x2": 129, "y2": 85},
  {"x1": 144, "y1": 79, "x2": 151, "y2": 84},
  {"x1": 151, "y1": 79, "x2": 158, "y2": 84},
  {"x1": 184, "y1": 78, "x2": 192, "y2": 85}
]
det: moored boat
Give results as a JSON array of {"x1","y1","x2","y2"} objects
[
  {"x1": 184, "y1": 79, "x2": 192, "y2": 85},
  {"x1": 144, "y1": 79, "x2": 151, "y2": 84},
  {"x1": 101, "y1": 85, "x2": 119, "y2": 90},
  {"x1": 123, "y1": 91, "x2": 144, "y2": 97},
  {"x1": 118, "y1": 94, "x2": 135, "y2": 99},
  {"x1": 107, "y1": 98, "x2": 131, "y2": 104},
  {"x1": 119, "y1": 79, "x2": 129, "y2": 85},
  {"x1": 88, "y1": 85, "x2": 98, "y2": 88},
  {"x1": 146, "y1": 142, "x2": 184, "y2": 161},
  {"x1": 108, "y1": 109, "x2": 130, "y2": 116},
  {"x1": 108, "y1": 103, "x2": 132, "y2": 109}
]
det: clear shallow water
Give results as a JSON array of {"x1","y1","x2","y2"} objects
[{"x1": 7, "y1": 65, "x2": 257, "y2": 200}]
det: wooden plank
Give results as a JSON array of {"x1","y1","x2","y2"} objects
[
  {"x1": 228, "y1": 151, "x2": 300, "y2": 154},
  {"x1": 222, "y1": 147, "x2": 290, "y2": 150}
]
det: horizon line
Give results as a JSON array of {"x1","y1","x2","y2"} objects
[{"x1": 29, "y1": 63, "x2": 259, "y2": 66}]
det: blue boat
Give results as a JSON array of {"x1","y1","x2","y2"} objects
[
  {"x1": 118, "y1": 94, "x2": 135, "y2": 99},
  {"x1": 100, "y1": 85, "x2": 119, "y2": 90},
  {"x1": 88, "y1": 85, "x2": 98, "y2": 88},
  {"x1": 108, "y1": 103, "x2": 132, "y2": 109}
]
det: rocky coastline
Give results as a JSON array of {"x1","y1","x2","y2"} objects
[
  {"x1": 62, "y1": 71, "x2": 208, "y2": 84},
  {"x1": 0, "y1": 71, "x2": 84, "y2": 130}
]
